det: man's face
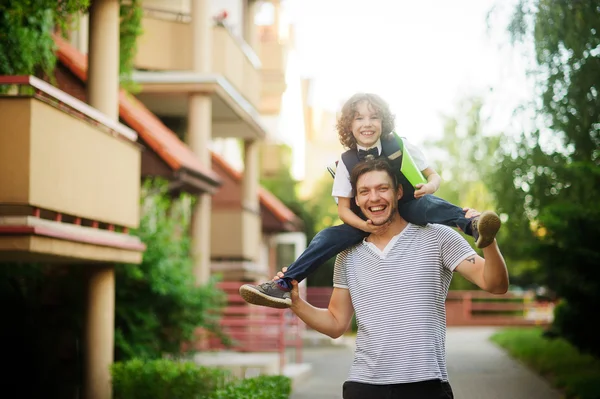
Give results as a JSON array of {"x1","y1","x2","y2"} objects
[
  {"x1": 355, "y1": 170, "x2": 402, "y2": 226},
  {"x1": 351, "y1": 100, "x2": 382, "y2": 148}
]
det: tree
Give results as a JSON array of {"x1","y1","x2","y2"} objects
[
  {"x1": 0, "y1": 0, "x2": 142, "y2": 88},
  {"x1": 115, "y1": 178, "x2": 225, "y2": 361},
  {"x1": 426, "y1": 97, "x2": 511, "y2": 289},
  {"x1": 496, "y1": 0, "x2": 600, "y2": 356}
]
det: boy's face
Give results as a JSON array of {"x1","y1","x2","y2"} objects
[
  {"x1": 351, "y1": 100, "x2": 382, "y2": 148},
  {"x1": 355, "y1": 170, "x2": 402, "y2": 227}
]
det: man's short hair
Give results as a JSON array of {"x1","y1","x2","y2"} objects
[{"x1": 350, "y1": 157, "x2": 399, "y2": 195}]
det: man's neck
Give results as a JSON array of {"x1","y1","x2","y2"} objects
[{"x1": 366, "y1": 216, "x2": 409, "y2": 250}]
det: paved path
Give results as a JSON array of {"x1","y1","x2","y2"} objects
[{"x1": 291, "y1": 327, "x2": 562, "y2": 399}]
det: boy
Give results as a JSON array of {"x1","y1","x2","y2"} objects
[{"x1": 240, "y1": 93, "x2": 501, "y2": 309}]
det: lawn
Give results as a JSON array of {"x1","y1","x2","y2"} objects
[{"x1": 490, "y1": 327, "x2": 600, "y2": 399}]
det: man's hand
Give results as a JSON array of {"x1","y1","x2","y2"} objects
[
  {"x1": 463, "y1": 207, "x2": 481, "y2": 219},
  {"x1": 414, "y1": 182, "x2": 436, "y2": 198},
  {"x1": 273, "y1": 267, "x2": 300, "y2": 303},
  {"x1": 363, "y1": 219, "x2": 391, "y2": 235}
]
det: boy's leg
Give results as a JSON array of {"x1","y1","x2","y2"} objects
[
  {"x1": 398, "y1": 194, "x2": 501, "y2": 248},
  {"x1": 239, "y1": 223, "x2": 368, "y2": 309}
]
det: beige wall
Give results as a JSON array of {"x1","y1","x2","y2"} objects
[
  {"x1": 135, "y1": 17, "x2": 192, "y2": 70},
  {"x1": 212, "y1": 26, "x2": 261, "y2": 107},
  {"x1": 0, "y1": 97, "x2": 141, "y2": 228},
  {"x1": 0, "y1": 99, "x2": 31, "y2": 203},
  {"x1": 0, "y1": 235, "x2": 142, "y2": 264},
  {"x1": 210, "y1": 208, "x2": 261, "y2": 261}
]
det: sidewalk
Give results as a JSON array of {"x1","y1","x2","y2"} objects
[{"x1": 291, "y1": 327, "x2": 562, "y2": 399}]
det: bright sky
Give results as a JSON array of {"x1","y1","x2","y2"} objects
[{"x1": 276, "y1": 0, "x2": 535, "y2": 179}]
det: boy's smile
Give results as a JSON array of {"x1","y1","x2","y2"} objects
[{"x1": 352, "y1": 100, "x2": 382, "y2": 149}]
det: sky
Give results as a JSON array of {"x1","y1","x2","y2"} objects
[{"x1": 275, "y1": 0, "x2": 536, "y2": 179}]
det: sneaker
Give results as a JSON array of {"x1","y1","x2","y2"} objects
[
  {"x1": 472, "y1": 210, "x2": 501, "y2": 248},
  {"x1": 239, "y1": 281, "x2": 292, "y2": 309}
]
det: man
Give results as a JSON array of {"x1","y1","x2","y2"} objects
[{"x1": 276, "y1": 157, "x2": 509, "y2": 399}]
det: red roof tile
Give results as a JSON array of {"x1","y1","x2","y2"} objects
[{"x1": 53, "y1": 35, "x2": 221, "y2": 185}]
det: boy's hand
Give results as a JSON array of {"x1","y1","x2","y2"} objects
[
  {"x1": 363, "y1": 219, "x2": 391, "y2": 235},
  {"x1": 273, "y1": 267, "x2": 300, "y2": 302},
  {"x1": 414, "y1": 182, "x2": 436, "y2": 198},
  {"x1": 457, "y1": 207, "x2": 481, "y2": 232}
]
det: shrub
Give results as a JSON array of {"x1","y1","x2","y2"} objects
[
  {"x1": 210, "y1": 375, "x2": 292, "y2": 399},
  {"x1": 111, "y1": 358, "x2": 232, "y2": 399},
  {"x1": 115, "y1": 178, "x2": 226, "y2": 361}
]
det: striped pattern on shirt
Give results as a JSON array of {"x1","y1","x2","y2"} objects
[{"x1": 333, "y1": 223, "x2": 475, "y2": 385}]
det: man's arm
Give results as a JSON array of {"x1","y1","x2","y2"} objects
[
  {"x1": 288, "y1": 281, "x2": 354, "y2": 339},
  {"x1": 454, "y1": 241, "x2": 509, "y2": 294}
]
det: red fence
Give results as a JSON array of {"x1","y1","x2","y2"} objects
[
  {"x1": 198, "y1": 281, "x2": 304, "y2": 372},
  {"x1": 306, "y1": 287, "x2": 554, "y2": 327}
]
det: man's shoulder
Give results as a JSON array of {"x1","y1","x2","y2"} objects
[{"x1": 408, "y1": 223, "x2": 459, "y2": 243}]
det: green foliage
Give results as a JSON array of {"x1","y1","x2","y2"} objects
[
  {"x1": 491, "y1": 327, "x2": 600, "y2": 399},
  {"x1": 119, "y1": 0, "x2": 143, "y2": 89},
  {"x1": 112, "y1": 359, "x2": 291, "y2": 399},
  {"x1": 111, "y1": 358, "x2": 232, "y2": 399},
  {"x1": 0, "y1": 0, "x2": 142, "y2": 91},
  {"x1": 259, "y1": 145, "x2": 338, "y2": 286},
  {"x1": 497, "y1": 0, "x2": 600, "y2": 356},
  {"x1": 0, "y1": 0, "x2": 89, "y2": 77},
  {"x1": 425, "y1": 98, "x2": 506, "y2": 289},
  {"x1": 210, "y1": 375, "x2": 292, "y2": 399},
  {"x1": 299, "y1": 173, "x2": 340, "y2": 286},
  {"x1": 115, "y1": 178, "x2": 226, "y2": 361}
]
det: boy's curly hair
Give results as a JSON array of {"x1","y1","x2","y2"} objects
[{"x1": 336, "y1": 93, "x2": 396, "y2": 150}]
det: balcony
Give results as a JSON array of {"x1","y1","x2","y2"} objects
[
  {"x1": 258, "y1": 26, "x2": 287, "y2": 115},
  {"x1": 134, "y1": 7, "x2": 262, "y2": 112},
  {"x1": 211, "y1": 208, "x2": 262, "y2": 262},
  {"x1": 0, "y1": 76, "x2": 144, "y2": 264}
]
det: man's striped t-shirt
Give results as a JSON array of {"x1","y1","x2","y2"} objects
[{"x1": 333, "y1": 223, "x2": 475, "y2": 385}]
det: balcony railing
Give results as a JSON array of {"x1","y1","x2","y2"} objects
[
  {"x1": 0, "y1": 76, "x2": 141, "y2": 230},
  {"x1": 134, "y1": 7, "x2": 262, "y2": 109},
  {"x1": 211, "y1": 208, "x2": 261, "y2": 262}
]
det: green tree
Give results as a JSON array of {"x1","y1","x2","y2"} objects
[
  {"x1": 259, "y1": 144, "x2": 339, "y2": 286},
  {"x1": 426, "y1": 97, "x2": 507, "y2": 289},
  {"x1": 495, "y1": 0, "x2": 600, "y2": 356},
  {"x1": 0, "y1": 0, "x2": 142, "y2": 88},
  {"x1": 0, "y1": 0, "x2": 89, "y2": 77},
  {"x1": 300, "y1": 172, "x2": 340, "y2": 286},
  {"x1": 115, "y1": 178, "x2": 226, "y2": 361}
]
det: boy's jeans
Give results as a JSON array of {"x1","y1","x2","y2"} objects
[{"x1": 282, "y1": 194, "x2": 471, "y2": 283}]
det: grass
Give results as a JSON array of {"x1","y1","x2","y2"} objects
[{"x1": 490, "y1": 327, "x2": 600, "y2": 399}]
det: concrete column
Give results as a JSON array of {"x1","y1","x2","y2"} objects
[
  {"x1": 188, "y1": 0, "x2": 213, "y2": 284},
  {"x1": 242, "y1": 140, "x2": 260, "y2": 212},
  {"x1": 191, "y1": 0, "x2": 212, "y2": 73},
  {"x1": 188, "y1": 96, "x2": 212, "y2": 284},
  {"x1": 243, "y1": 0, "x2": 260, "y2": 51},
  {"x1": 85, "y1": 2, "x2": 119, "y2": 398},
  {"x1": 69, "y1": 12, "x2": 89, "y2": 55},
  {"x1": 273, "y1": 0, "x2": 281, "y2": 37},
  {"x1": 87, "y1": 0, "x2": 120, "y2": 120},
  {"x1": 84, "y1": 265, "x2": 115, "y2": 399}
]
